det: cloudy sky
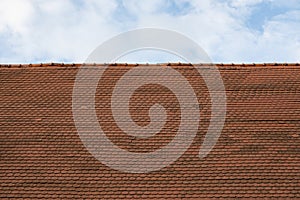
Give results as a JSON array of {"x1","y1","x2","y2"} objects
[{"x1": 0, "y1": 0, "x2": 300, "y2": 63}]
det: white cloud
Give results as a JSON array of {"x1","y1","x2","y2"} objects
[
  {"x1": 0, "y1": 0, "x2": 34, "y2": 33},
  {"x1": 122, "y1": 0, "x2": 167, "y2": 14},
  {"x1": 230, "y1": 0, "x2": 265, "y2": 7},
  {"x1": 0, "y1": 0, "x2": 299, "y2": 63},
  {"x1": 0, "y1": 0, "x2": 121, "y2": 63},
  {"x1": 256, "y1": 10, "x2": 300, "y2": 61}
]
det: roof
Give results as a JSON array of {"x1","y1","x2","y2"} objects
[{"x1": 1, "y1": 63, "x2": 300, "y2": 199}]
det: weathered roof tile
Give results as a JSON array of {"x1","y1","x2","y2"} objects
[{"x1": 0, "y1": 63, "x2": 300, "y2": 199}]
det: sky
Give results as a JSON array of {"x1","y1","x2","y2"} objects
[{"x1": 0, "y1": 0, "x2": 300, "y2": 64}]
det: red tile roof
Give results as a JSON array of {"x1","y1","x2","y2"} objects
[{"x1": 1, "y1": 63, "x2": 300, "y2": 199}]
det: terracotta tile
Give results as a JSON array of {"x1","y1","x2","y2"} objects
[{"x1": 0, "y1": 63, "x2": 300, "y2": 199}]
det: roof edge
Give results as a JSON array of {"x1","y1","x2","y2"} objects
[{"x1": 0, "y1": 62, "x2": 300, "y2": 69}]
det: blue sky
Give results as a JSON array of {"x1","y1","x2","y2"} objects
[{"x1": 0, "y1": 0, "x2": 299, "y2": 63}]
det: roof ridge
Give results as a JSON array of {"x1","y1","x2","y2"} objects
[{"x1": 0, "y1": 62, "x2": 300, "y2": 68}]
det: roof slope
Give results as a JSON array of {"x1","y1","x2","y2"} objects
[{"x1": 1, "y1": 63, "x2": 300, "y2": 199}]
